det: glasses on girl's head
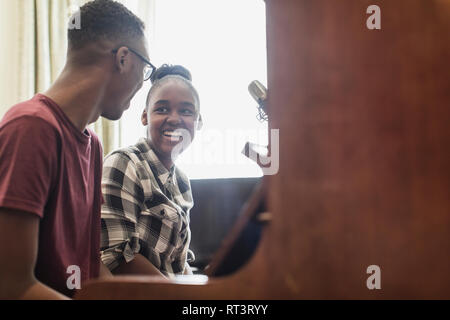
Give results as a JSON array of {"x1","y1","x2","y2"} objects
[{"x1": 112, "y1": 47, "x2": 156, "y2": 81}]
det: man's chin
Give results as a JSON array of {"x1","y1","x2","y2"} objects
[
  {"x1": 101, "y1": 111, "x2": 123, "y2": 121},
  {"x1": 101, "y1": 106, "x2": 127, "y2": 121}
]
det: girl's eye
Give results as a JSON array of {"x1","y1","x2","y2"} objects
[
  {"x1": 181, "y1": 109, "x2": 194, "y2": 116},
  {"x1": 154, "y1": 107, "x2": 168, "y2": 113}
]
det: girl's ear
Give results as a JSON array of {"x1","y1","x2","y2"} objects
[
  {"x1": 141, "y1": 109, "x2": 148, "y2": 126},
  {"x1": 196, "y1": 114, "x2": 204, "y2": 131}
]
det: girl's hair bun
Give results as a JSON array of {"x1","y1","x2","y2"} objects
[{"x1": 150, "y1": 64, "x2": 192, "y2": 83}]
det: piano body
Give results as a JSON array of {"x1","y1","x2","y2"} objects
[{"x1": 76, "y1": 0, "x2": 450, "y2": 299}]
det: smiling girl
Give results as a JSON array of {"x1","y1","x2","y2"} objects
[{"x1": 100, "y1": 65, "x2": 202, "y2": 278}]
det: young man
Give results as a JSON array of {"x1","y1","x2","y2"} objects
[{"x1": 0, "y1": 0, "x2": 154, "y2": 299}]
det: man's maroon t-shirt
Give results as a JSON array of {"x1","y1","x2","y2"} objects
[{"x1": 0, "y1": 94, "x2": 103, "y2": 297}]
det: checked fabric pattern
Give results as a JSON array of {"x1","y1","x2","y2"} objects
[{"x1": 100, "y1": 138, "x2": 194, "y2": 277}]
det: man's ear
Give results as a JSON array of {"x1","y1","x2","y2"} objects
[
  {"x1": 114, "y1": 47, "x2": 132, "y2": 74},
  {"x1": 196, "y1": 114, "x2": 204, "y2": 131},
  {"x1": 142, "y1": 109, "x2": 148, "y2": 126}
]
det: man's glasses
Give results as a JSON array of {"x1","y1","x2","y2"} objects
[{"x1": 112, "y1": 47, "x2": 156, "y2": 81}]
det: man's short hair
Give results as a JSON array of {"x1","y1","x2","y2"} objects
[{"x1": 68, "y1": 0, "x2": 145, "y2": 50}]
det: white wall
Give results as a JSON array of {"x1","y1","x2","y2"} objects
[{"x1": 0, "y1": 0, "x2": 20, "y2": 118}]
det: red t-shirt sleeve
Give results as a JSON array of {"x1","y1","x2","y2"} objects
[{"x1": 0, "y1": 116, "x2": 59, "y2": 218}]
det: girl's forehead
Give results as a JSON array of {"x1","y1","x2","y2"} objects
[
  {"x1": 149, "y1": 79, "x2": 199, "y2": 110},
  {"x1": 152, "y1": 80, "x2": 194, "y2": 98}
]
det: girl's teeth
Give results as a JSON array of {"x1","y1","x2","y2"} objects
[{"x1": 164, "y1": 131, "x2": 182, "y2": 138}]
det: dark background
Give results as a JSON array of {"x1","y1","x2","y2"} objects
[{"x1": 189, "y1": 177, "x2": 260, "y2": 271}]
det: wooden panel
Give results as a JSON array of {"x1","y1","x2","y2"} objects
[
  {"x1": 266, "y1": 0, "x2": 450, "y2": 299},
  {"x1": 76, "y1": 0, "x2": 450, "y2": 299}
]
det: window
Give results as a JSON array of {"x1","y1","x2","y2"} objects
[{"x1": 121, "y1": 0, "x2": 268, "y2": 179}]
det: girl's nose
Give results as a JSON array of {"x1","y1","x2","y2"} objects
[{"x1": 166, "y1": 111, "x2": 182, "y2": 125}]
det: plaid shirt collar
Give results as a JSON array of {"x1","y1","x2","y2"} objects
[{"x1": 136, "y1": 138, "x2": 175, "y2": 189}]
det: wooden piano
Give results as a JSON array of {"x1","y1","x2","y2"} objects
[{"x1": 76, "y1": 0, "x2": 450, "y2": 299}]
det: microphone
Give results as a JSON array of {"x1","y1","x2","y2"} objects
[{"x1": 248, "y1": 80, "x2": 268, "y2": 122}]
